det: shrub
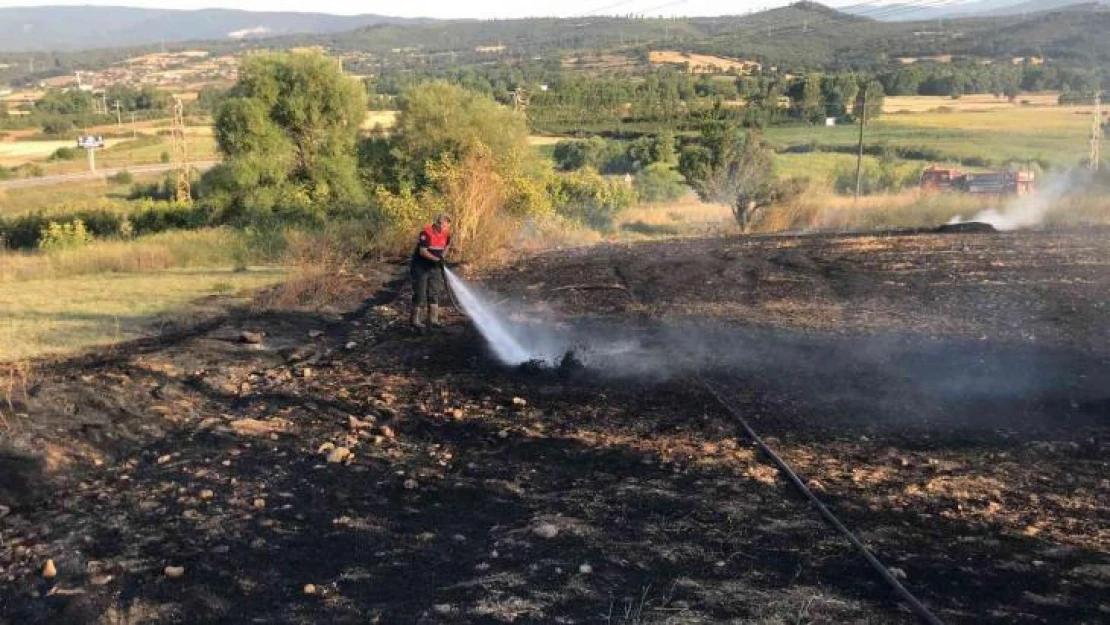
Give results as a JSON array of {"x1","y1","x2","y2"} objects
[
  {"x1": 549, "y1": 168, "x2": 636, "y2": 233},
  {"x1": 159, "y1": 151, "x2": 171, "y2": 164},
  {"x1": 109, "y1": 169, "x2": 134, "y2": 185},
  {"x1": 50, "y1": 146, "x2": 80, "y2": 161},
  {"x1": 39, "y1": 219, "x2": 94, "y2": 251},
  {"x1": 40, "y1": 119, "x2": 75, "y2": 136},
  {"x1": 633, "y1": 163, "x2": 688, "y2": 203},
  {"x1": 552, "y1": 137, "x2": 632, "y2": 174},
  {"x1": 834, "y1": 156, "x2": 923, "y2": 196}
]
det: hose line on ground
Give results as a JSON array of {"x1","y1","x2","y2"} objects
[{"x1": 699, "y1": 378, "x2": 945, "y2": 625}]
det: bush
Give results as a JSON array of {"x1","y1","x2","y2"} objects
[
  {"x1": 109, "y1": 169, "x2": 134, "y2": 185},
  {"x1": 39, "y1": 219, "x2": 94, "y2": 251},
  {"x1": 0, "y1": 202, "x2": 211, "y2": 250},
  {"x1": 160, "y1": 151, "x2": 171, "y2": 164},
  {"x1": 549, "y1": 169, "x2": 636, "y2": 233},
  {"x1": 50, "y1": 146, "x2": 80, "y2": 161},
  {"x1": 834, "y1": 157, "x2": 924, "y2": 196},
  {"x1": 40, "y1": 119, "x2": 75, "y2": 136},
  {"x1": 633, "y1": 164, "x2": 688, "y2": 203},
  {"x1": 552, "y1": 137, "x2": 632, "y2": 174}
]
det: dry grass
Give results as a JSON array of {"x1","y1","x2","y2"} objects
[
  {"x1": 883, "y1": 92, "x2": 1063, "y2": 113},
  {"x1": 527, "y1": 136, "x2": 564, "y2": 146},
  {"x1": 0, "y1": 360, "x2": 32, "y2": 425},
  {"x1": 615, "y1": 195, "x2": 736, "y2": 239},
  {"x1": 0, "y1": 229, "x2": 249, "y2": 282},
  {"x1": 361, "y1": 110, "x2": 398, "y2": 131},
  {"x1": 0, "y1": 267, "x2": 284, "y2": 362},
  {"x1": 648, "y1": 50, "x2": 759, "y2": 74},
  {"x1": 0, "y1": 139, "x2": 124, "y2": 167},
  {"x1": 255, "y1": 229, "x2": 363, "y2": 311},
  {"x1": 0, "y1": 176, "x2": 160, "y2": 217},
  {"x1": 35, "y1": 134, "x2": 219, "y2": 176},
  {"x1": 751, "y1": 186, "x2": 1110, "y2": 233}
]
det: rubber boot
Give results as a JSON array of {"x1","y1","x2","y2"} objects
[
  {"x1": 428, "y1": 304, "x2": 444, "y2": 328},
  {"x1": 410, "y1": 307, "x2": 425, "y2": 330}
]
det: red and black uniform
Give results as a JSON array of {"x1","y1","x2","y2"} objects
[{"x1": 410, "y1": 223, "x2": 451, "y2": 306}]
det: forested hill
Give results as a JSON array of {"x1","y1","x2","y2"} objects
[
  {"x1": 0, "y1": 6, "x2": 427, "y2": 52},
  {"x1": 1, "y1": 2, "x2": 1108, "y2": 80},
  {"x1": 282, "y1": 1, "x2": 1110, "y2": 69}
]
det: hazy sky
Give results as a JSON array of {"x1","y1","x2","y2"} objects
[{"x1": 0, "y1": 0, "x2": 869, "y2": 19}]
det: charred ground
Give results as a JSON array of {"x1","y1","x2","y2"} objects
[{"x1": 1, "y1": 229, "x2": 1108, "y2": 624}]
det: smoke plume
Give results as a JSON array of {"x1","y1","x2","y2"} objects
[{"x1": 948, "y1": 169, "x2": 1090, "y2": 231}]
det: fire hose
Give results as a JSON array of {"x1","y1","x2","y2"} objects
[{"x1": 699, "y1": 378, "x2": 945, "y2": 625}]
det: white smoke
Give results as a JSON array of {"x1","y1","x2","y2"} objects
[
  {"x1": 948, "y1": 170, "x2": 1089, "y2": 231},
  {"x1": 444, "y1": 268, "x2": 564, "y2": 365}
]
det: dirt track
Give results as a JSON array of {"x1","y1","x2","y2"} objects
[{"x1": 1, "y1": 229, "x2": 1108, "y2": 624}]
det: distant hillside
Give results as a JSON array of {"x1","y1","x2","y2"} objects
[
  {"x1": 0, "y1": 6, "x2": 429, "y2": 52},
  {"x1": 845, "y1": 0, "x2": 1108, "y2": 21},
  {"x1": 1, "y1": 1, "x2": 1107, "y2": 87}
]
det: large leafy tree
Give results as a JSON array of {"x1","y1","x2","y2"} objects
[
  {"x1": 205, "y1": 51, "x2": 366, "y2": 221},
  {"x1": 680, "y1": 122, "x2": 778, "y2": 233},
  {"x1": 385, "y1": 81, "x2": 535, "y2": 190}
]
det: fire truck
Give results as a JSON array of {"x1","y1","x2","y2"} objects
[{"x1": 920, "y1": 166, "x2": 1036, "y2": 196}]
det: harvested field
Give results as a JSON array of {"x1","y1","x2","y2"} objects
[
  {"x1": 883, "y1": 93, "x2": 1063, "y2": 113},
  {"x1": 1, "y1": 229, "x2": 1108, "y2": 624},
  {"x1": 648, "y1": 50, "x2": 760, "y2": 74}
]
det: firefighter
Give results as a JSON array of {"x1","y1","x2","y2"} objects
[{"x1": 410, "y1": 214, "x2": 452, "y2": 329}]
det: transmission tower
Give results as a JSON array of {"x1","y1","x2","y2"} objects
[
  {"x1": 1091, "y1": 91, "x2": 1102, "y2": 172},
  {"x1": 172, "y1": 97, "x2": 192, "y2": 204}
]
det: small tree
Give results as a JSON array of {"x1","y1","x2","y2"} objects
[
  {"x1": 800, "y1": 73, "x2": 824, "y2": 124},
  {"x1": 852, "y1": 78, "x2": 885, "y2": 122},
  {"x1": 679, "y1": 123, "x2": 777, "y2": 232}
]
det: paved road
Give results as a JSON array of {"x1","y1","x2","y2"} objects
[{"x1": 0, "y1": 161, "x2": 220, "y2": 190}]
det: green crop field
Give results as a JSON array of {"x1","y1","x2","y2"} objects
[{"x1": 765, "y1": 106, "x2": 1094, "y2": 168}]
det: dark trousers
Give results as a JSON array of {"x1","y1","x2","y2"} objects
[{"x1": 411, "y1": 260, "x2": 443, "y2": 307}]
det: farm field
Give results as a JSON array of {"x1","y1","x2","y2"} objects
[
  {"x1": 0, "y1": 139, "x2": 125, "y2": 167},
  {"x1": 0, "y1": 177, "x2": 144, "y2": 216},
  {"x1": 882, "y1": 92, "x2": 1063, "y2": 113},
  {"x1": 765, "y1": 105, "x2": 1096, "y2": 167},
  {"x1": 648, "y1": 49, "x2": 760, "y2": 73}
]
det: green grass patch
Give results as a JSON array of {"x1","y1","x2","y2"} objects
[{"x1": 765, "y1": 107, "x2": 1090, "y2": 169}]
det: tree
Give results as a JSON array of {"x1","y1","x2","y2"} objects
[
  {"x1": 852, "y1": 78, "x2": 885, "y2": 122},
  {"x1": 205, "y1": 51, "x2": 367, "y2": 220},
  {"x1": 800, "y1": 73, "x2": 824, "y2": 124},
  {"x1": 195, "y1": 86, "x2": 228, "y2": 113},
  {"x1": 364, "y1": 82, "x2": 553, "y2": 258},
  {"x1": 387, "y1": 81, "x2": 534, "y2": 191},
  {"x1": 679, "y1": 123, "x2": 778, "y2": 233}
]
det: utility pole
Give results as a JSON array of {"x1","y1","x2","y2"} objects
[
  {"x1": 1091, "y1": 90, "x2": 1102, "y2": 171},
  {"x1": 114, "y1": 100, "x2": 122, "y2": 128},
  {"x1": 130, "y1": 112, "x2": 137, "y2": 139},
  {"x1": 855, "y1": 81, "x2": 868, "y2": 200}
]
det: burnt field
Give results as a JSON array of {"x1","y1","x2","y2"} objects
[{"x1": 1, "y1": 228, "x2": 1108, "y2": 624}]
